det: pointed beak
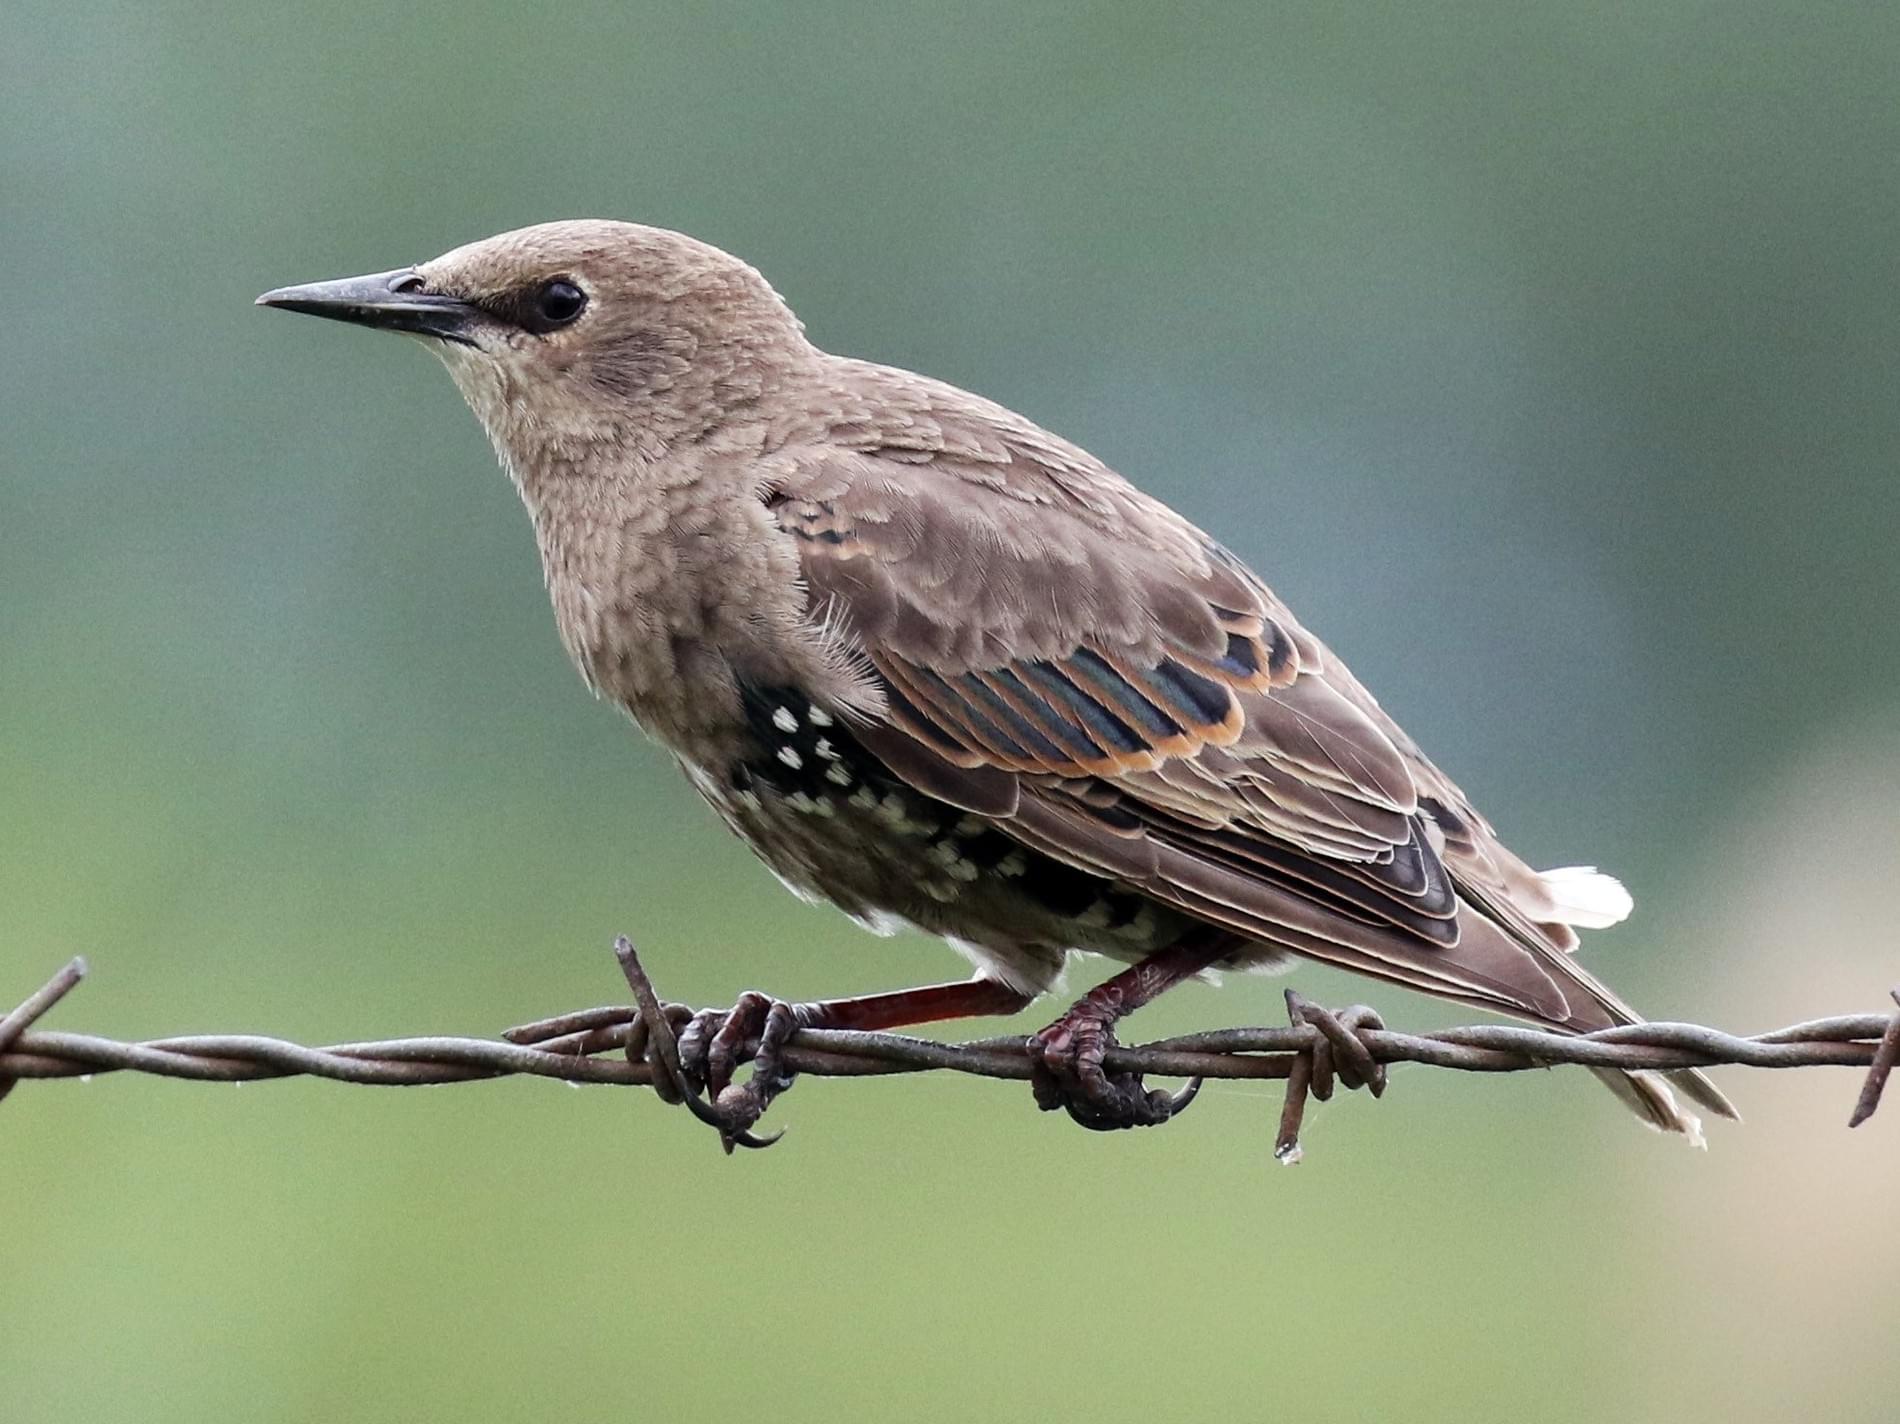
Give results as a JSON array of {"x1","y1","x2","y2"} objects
[{"x1": 255, "y1": 268, "x2": 481, "y2": 346}]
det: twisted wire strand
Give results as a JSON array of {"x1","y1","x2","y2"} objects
[{"x1": 4, "y1": 954, "x2": 1895, "y2": 1141}]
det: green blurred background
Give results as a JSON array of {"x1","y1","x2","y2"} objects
[{"x1": 5, "y1": 3, "x2": 1898, "y2": 1420}]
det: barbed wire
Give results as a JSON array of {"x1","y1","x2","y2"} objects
[{"x1": 3, "y1": 943, "x2": 1896, "y2": 1160}]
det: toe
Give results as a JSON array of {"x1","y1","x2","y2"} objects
[
  {"x1": 677, "y1": 1007, "x2": 726, "y2": 1093},
  {"x1": 706, "y1": 991, "x2": 770, "y2": 1097}
]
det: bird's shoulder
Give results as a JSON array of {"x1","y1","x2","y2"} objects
[
  {"x1": 777, "y1": 358, "x2": 1191, "y2": 530},
  {"x1": 764, "y1": 356, "x2": 1283, "y2": 661}
]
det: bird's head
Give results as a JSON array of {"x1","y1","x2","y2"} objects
[{"x1": 258, "y1": 220, "x2": 810, "y2": 466}]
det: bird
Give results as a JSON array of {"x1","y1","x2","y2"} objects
[{"x1": 258, "y1": 220, "x2": 1737, "y2": 1146}]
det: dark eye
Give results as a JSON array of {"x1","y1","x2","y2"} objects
[{"x1": 527, "y1": 278, "x2": 586, "y2": 331}]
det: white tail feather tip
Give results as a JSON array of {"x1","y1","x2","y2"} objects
[{"x1": 1539, "y1": 865, "x2": 1634, "y2": 929}]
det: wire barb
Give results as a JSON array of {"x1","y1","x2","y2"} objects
[
  {"x1": 0, "y1": 956, "x2": 87, "y2": 1106},
  {"x1": 1275, "y1": 991, "x2": 1387, "y2": 1165},
  {"x1": 1847, "y1": 986, "x2": 1900, "y2": 1129},
  {"x1": 3, "y1": 947, "x2": 1896, "y2": 1158}
]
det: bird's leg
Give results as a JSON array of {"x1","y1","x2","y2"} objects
[
  {"x1": 1028, "y1": 931, "x2": 1235, "y2": 1131},
  {"x1": 674, "y1": 976, "x2": 1035, "y2": 1145}
]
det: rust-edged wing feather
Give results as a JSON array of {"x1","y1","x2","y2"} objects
[{"x1": 766, "y1": 426, "x2": 1733, "y2": 1131}]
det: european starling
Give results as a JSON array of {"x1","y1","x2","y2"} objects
[{"x1": 259, "y1": 221, "x2": 1737, "y2": 1144}]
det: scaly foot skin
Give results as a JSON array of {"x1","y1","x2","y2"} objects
[
  {"x1": 1027, "y1": 1009, "x2": 1201, "y2": 1131},
  {"x1": 675, "y1": 991, "x2": 816, "y2": 1149}
]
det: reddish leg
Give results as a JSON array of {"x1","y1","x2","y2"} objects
[
  {"x1": 1029, "y1": 931, "x2": 1236, "y2": 1131},
  {"x1": 803, "y1": 976, "x2": 1034, "y2": 1031}
]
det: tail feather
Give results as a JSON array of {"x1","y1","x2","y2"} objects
[
  {"x1": 1666, "y1": 1066, "x2": 1744, "y2": 1122},
  {"x1": 1421, "y1": 895, "x2": 1739, "y2": 1140},
  {"x1": 1592, "y1": 1067, "x2": 1707, "y2": 1146},
  {"x1": 1537, "y1": 865, "x2": 1635, "y2": 929},
  {"x1": 1538, "y1": 938, "x2": 1742, "y2": 1138}
]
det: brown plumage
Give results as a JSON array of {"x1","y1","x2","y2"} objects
[{"x1": 259, "y1": 220, "x2": 1737, "y2": 1142}]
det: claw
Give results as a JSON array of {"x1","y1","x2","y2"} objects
[
  {"x1": 1167, "y1": 1076, "x2": 1204, "y2": 1115},
  {"x1": 676, "y1": 1084, "x2": 785, "y2": 1151}
]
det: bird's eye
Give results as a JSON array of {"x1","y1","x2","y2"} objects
[{"x1": 528, "y1": 279, "x2": 587, "y2": 331}]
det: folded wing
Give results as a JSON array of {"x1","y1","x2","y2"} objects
[{"x1": 764, "y1": 432, "x2": 1697, "y2": 1065}]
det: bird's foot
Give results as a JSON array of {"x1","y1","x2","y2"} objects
[
  {"x1": 1028, "y1": 1004, "x2": 1201, "y2": 1131},
  {"x1": 672, "y1": 991, "x2": 817, "y2": 1149},
  {"x1": 613, "y1": 939, "x2": 802, "y2": 1153}
]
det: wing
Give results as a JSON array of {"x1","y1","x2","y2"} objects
[{"x1": 763, "y1": 422, "x2": 1631, "y2": 1033}]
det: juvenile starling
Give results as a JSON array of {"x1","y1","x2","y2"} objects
[{"x1": 259, "y1": 221, "x2": 1737, "y2": 1143}]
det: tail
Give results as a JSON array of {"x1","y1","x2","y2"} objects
[
  {"x1": 1589, "y1": 1062, "x2": 1728, "y2": 1147},
  {"x1": 1527, "y1": 867, "x2": 1740, "y2": 1144},
  {"x1": 1423, "y1": 866, "x2": 1741, "y2": 1143},
  {"x1": 1156, "y1": 831, "x2": 1740, "y2": 1141}
]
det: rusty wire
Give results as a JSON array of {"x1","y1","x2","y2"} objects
[{"x1": 3, "y1": 945, "x2": 1896, "y2": 1159}]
